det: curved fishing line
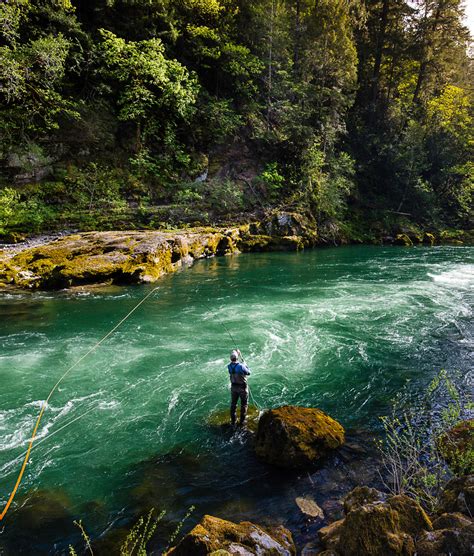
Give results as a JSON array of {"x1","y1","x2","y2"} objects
[
  {"x1": 0, "y1": 286, "x2": 159, "y2": 521},
  {"x1": 7, "y1": 381, "x2": 141, "y2": 470},
  {"x1": 201, "y1": 297, "x2": 261, "y2": 410}
]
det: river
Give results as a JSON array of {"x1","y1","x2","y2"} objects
[{"x1": 0, "y1": 245, "x2": 472, "y2": 553}]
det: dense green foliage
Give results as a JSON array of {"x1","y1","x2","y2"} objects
[{"x1": 0, "y1": 0, "x2": 472, "y2": 235}]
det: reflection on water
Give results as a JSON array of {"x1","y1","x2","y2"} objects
[{"x1": 0, "y1": 245, "x2": 472, "y2": 553}]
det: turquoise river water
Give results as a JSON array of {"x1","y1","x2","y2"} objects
[{"x1": 0, "y1": 245, "x2": 472, "y2": 553}]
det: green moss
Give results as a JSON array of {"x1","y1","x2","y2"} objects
[
  {"x1": 438, "y1": 420, "x2": 474, "y2": 475},
  {"x1": 336, "y1": 504, "x2": 415, "y2": 556},
  {"x1": 255, "y1": 405, "x2": 345, "y2": 468},
  {"x1": 166, "y1": 515, "x2": 296, "y2": 556},
  {"x1": 386, "y1": 495, "x2": 432, "y2": 534},
  {"x1": 395, "y1": 234, "x2": 414, "y2": 246},
  {"x1": 238, "y1": 234, "x2": 273, "y2": 252},
  {"x1": 423, "y1": 232, "x2": 436, "y2": 246},
  {"x1": 207, "y1": 405, "x2": 260, "y2": 432},
  {"x1": 0, "y1": 230, "x2": 242, "y2": 289}
]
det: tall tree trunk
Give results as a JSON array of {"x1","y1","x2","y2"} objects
[
  {"x1": 293, "y1": 0, "x2": 301, "y2": 75},
  {"x1": 412, "y1": 0, "x2": 443, "y2": 105},
  {"x1": 267, "y1": 0, "x2": 275, "y2": 131},
  {"x1": 372, "y1": 0, "x2": 390, "y2": 103}
]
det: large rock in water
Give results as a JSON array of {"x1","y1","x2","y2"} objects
[
  {"x1": 254, "y1": 406, "x2": 345, "y2": 468},
  {"x1": 166, "y1": 514, "x2": 296, "y2": 555}
]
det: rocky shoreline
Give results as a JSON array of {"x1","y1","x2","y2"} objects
[
  {"x1": 164, "y1": 409, "x2": 473, "y2": 556},
  {"x1": 1, "y1": 405, "x2": 472, "y2": 555},
  {"x1": 0, "y1": 212, "x2": 318, "y2": 290},
  {"x1": 0, "y1": 212, "x2": 472, "y2": 291}
]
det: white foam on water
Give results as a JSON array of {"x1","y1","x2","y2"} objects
[
  {"x1": 429, "y1": 264, "x2": 474, "y2": 288},
  {"x1": 0, "y1": 392, "x2": 102, "y2": 453}
]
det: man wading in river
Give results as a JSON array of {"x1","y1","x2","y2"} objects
[{"x1": 228, "y1": 350, "x2": 251, "y2": 427}]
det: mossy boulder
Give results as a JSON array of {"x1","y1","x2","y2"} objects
[
  {"x1": 261, "y1": 211, "x2": 317, "y2": 243},
  {"x1": 439, "y1": 229, "x2": 474, "y2": 245},
  {"x1": 422, "y1": 232, "x2": 436, "y2": 246},
  {"x1": 336, "y1": 504, "x2": 415, "y2": 556},
  {"x1": 319, "y1": 491, "x2": 433, "y2": 556},
  {"x1": 432, "y1": 512, "x2": 472, "y2": 530},
  {"x1": 386, "y1": 495, "x2": 432, "y2": 535},
  {"x1": 244, "y1": 211, "x2": 318, "y2": 250},
  {"x1": 254, "y1": 405, "x2": 345, "y2": 469},
  {"x1": 437, "y1": 475, "x2": 474, "y2": 516},
  {"x1": 166, "y1": 514, "x2": 296, "y2": 555},
  {"x1": 438, "y1": 419, "x2": 474, "y2": 475},
  {"x1": 238, "y1": 233, "x2": 273, "y2": 252}
]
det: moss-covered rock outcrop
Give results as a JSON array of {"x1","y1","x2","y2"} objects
[
  {"x1": 0, "y1": 229, "x2": 240, "y2": 289},
  {"x1": 254, "y1": 405, "x2": 345, "y2": 469},
  {"x1": 318, "y1": 489, "x2": 434, "y2": 556},
  {"x1": 166, "y1": 514, "x2": 296, "y2": 555},
  {"x1": 0, "y1": 215, "x2": 320, "y2": 290},
  {"x1": 317, "y1": 486, "x2": 474, "y2": 556},
  {"x1": 336, "y1": 503, "x2": 416, "y2": 556}
]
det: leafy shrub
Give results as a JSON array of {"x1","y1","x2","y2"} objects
[
  {"x1": 173, "y1": 179, "x2": 245, "y2": 214},
  {"x1": 378, "y1": 370, "x2": 473, "y2": 512},
  {"x1": 254, "y1": 163, "x2": 285, "y2": 202},
  {"x1": 0, "y1": 187, "x2": 18, "y2": 234},
  {"x1": 63, "y1": 163, "x2": 127, "y2": 211}
]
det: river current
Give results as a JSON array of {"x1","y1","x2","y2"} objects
[{"x1": 0, "y1": 245, "x2": 472, "y2": 553}]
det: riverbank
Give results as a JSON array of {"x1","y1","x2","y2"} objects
[{"x1": 0, "y1": 211, "x2": 472, "y2": 290}]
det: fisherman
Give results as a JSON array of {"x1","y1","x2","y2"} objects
[{"x1": 228, "y1": 349, "x2": 251, "y2": 427}]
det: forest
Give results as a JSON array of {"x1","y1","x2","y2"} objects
[{"x1": 0, "y1": 0, "x2": 472, "y2": 238}]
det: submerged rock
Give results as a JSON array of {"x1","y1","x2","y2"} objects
[
  {"x1": 166, "y1": 514, "x2": 296, "y2": 555},
  {"x1": 2, "y1": 489, "x2": 76, "y2": 553},
  {"x1": 254, "y1": 406, "x2": 345, "y2": 469},
  {"x1": 206, "y1": 405, "x2": 260, "y2": 433},
  {"x1": 295, "y1": 496, "x2": 325, "y2": 519}
]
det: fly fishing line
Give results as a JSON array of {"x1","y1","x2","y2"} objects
[
  {"x1": 201, "y1": 298, "x2": 261, "y2": 411},
  {"x1": 0, "y1": 286, "x2": 159, "y2": 521}
]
